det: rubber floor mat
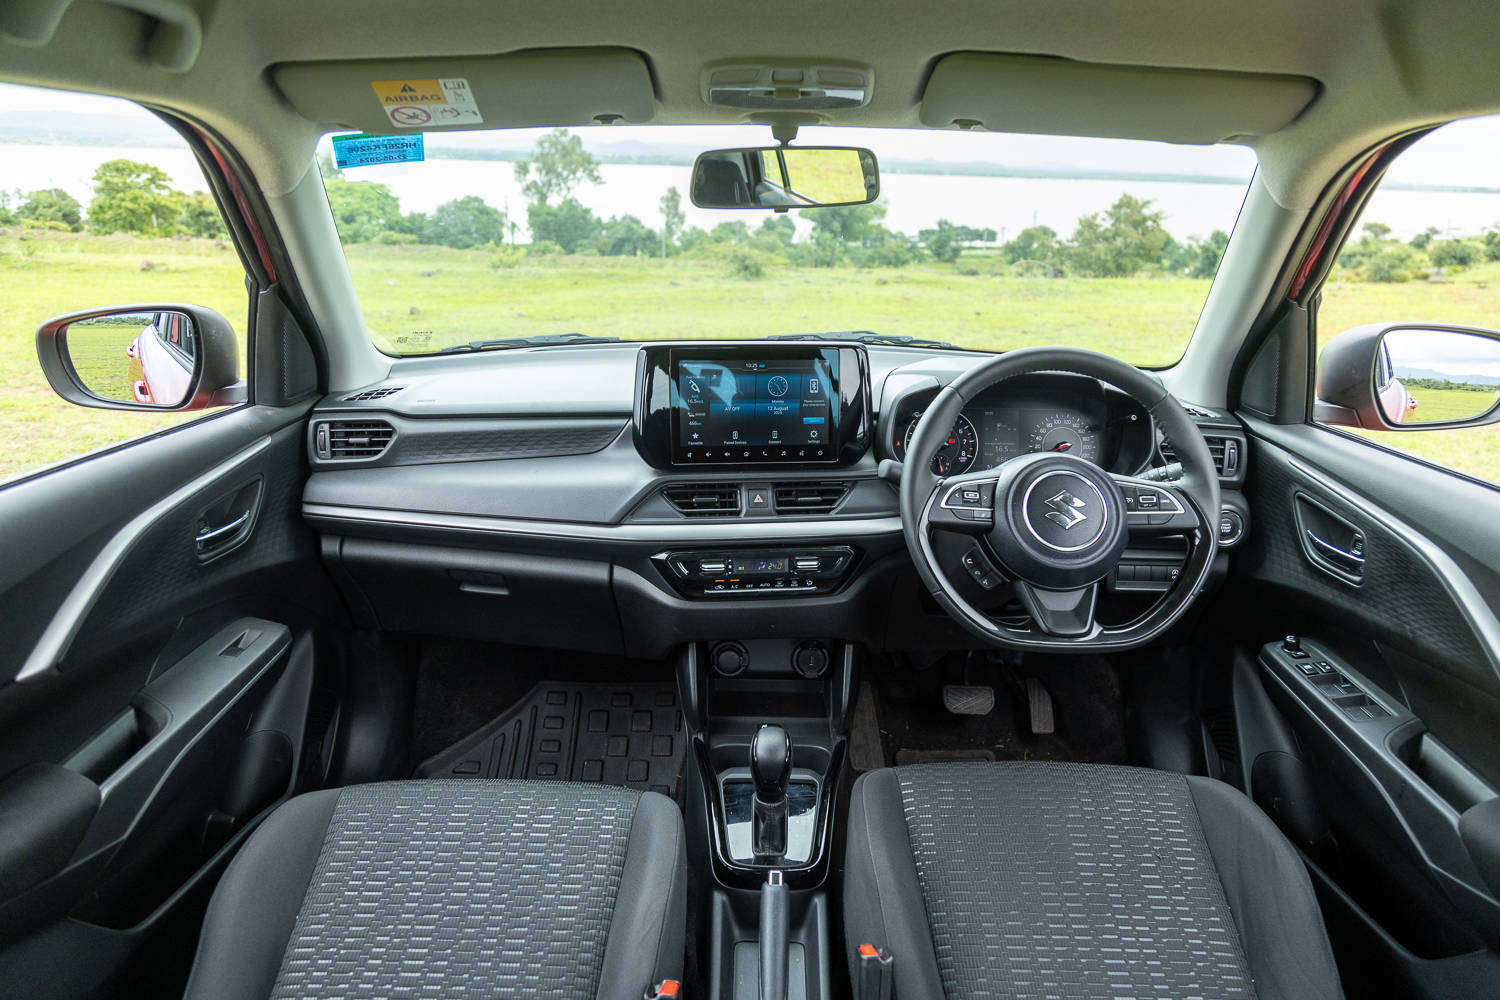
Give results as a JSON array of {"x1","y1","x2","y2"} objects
[{"x1": 415, "y1": 682, "x2": 685, "y2": 799}]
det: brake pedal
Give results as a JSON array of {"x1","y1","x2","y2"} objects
[
  {"x1": 1025, "y1": 677, "x2": 1055, "y2": 734},
  {"x1": 942, "y1": 684, "x2": 995, "y2": 716}
]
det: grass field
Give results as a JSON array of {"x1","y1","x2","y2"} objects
[{"x1": 3, "y1": 228, "x2": 1500, "y2": 484}]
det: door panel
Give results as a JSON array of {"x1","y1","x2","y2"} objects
[
  {"x1": 0, "y1": 404, "x2": 333, "y2": 998},
  {"x1": 1231, "y1": 417, "x2": 1500, "y2": 995}
]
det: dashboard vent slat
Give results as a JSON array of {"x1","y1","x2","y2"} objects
[
  {"x1": 1160, "y1": 434, "x2": 1240, "y2": 478},
  {"x1": 663, "y1": 483, "x2": 741, "y2": 517},
  {"x1": 772, "y1": 481, "x2": 851, "y2": 515},
  {"x1": 342, "y1": 385, "x2": 406, "y2": 401},
  {"x1": 318, "y1": 419, "x2": 396, "y2": 461}
]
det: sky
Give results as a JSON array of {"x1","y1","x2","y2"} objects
[{"x1": 1388, "y1": 329, "x2": 1500, "y2": 378}]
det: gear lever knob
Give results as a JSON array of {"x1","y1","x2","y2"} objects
[{"x1": 750, "y1": 724, "x2": 792, "y2": 804}]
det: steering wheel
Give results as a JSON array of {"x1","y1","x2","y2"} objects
[{"x1": 899, "y1": 347, "x2": 1220, "y2": 651}]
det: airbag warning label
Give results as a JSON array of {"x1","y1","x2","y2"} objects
[{"x1": 371, "y1": 78, "x2": 483, "y2": 128}]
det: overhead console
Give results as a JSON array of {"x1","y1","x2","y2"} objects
[{"x1": 634, "y1": 343, "x2": 872, "y2": 469}]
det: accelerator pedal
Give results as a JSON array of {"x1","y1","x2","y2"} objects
[{"x1": 1025, "y1": 677, "x2": 1055, "y2": 734}]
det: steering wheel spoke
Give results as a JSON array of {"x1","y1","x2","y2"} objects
[
  {"x1": 1014, "y1": 581, "x2": 1099, "y2": 638},
  {"x1": 1111, "y1": 474, "x2": 1201, "y2": 537},
  {"x1": 926, "y1": 473, "x2": 998, "y2": 534}
]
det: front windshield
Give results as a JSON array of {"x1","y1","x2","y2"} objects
[{"x1": 316, "y1": 126, "x2": 1256, "y2": 366}]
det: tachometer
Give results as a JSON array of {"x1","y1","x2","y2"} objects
[
  {"x1": 1027, "y1": 412, "x2": 1100, "y2": 461},
  {"x1": 895, "y1": 412, "x2": 980, "y2": 475}
]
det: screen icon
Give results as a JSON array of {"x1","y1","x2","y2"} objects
[{"x1": 809, "y1": 378, "x2": 821, "y2": 395}]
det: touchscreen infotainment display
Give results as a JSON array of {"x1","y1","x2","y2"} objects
[{"x1": 673, "y1": 353, "x2": 840, "y2": 462}]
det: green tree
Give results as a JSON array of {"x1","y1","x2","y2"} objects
[
  {"x1": 419, "y1": 196, "x2": 506, "y2": 249},
  {"x1": 0, "y1": 190, "x2": 15, "y2": 226},
  {"x1": 177, "y1": 191, "x2": 227, "y2": 238},
  {"x1": 19, "y1": 188, "x2": 83, "y2": 231},
  {"x1": 1428, "y1": 238, "x2": 1482, "y2": 269},
  {"x1": 1000, "y1": 225, "x2": 1059, "y2": 265},
  {"x1": 323, "y1": 177, "x2": 403, "y2": 242},
  {"x1": 1362, "y1": 221, "x2": 1392, "y2": 240},
  {"x1": 852, "y1": 226, "x2": 920, "y2": 268},
  {"x1": 659, "y1": 186, "x2": 685, "y2": 253},
  {"x1": 1410, "y1": 225, "x2": 1441, "y2": 251},
  {"x1": 809, "y1": 201, "x2": 887, "y2": 266},
  {"x1": 1062, "y1": 194, "x2": 1170, "y2": 277},
  {"x1": 920, "y1": 219, "x2": 997, "y2": 262},
  {"x1": 527, "y1": 197, "x2": 603, "y2": 252},
  {"x1": 756, "y1": 215, "x2": 796, "y2": 248},
  {"x1": 87, "y1": 159, "x2": 181, "y2": 236},
  {"x1": 514, "y1": 128, "x2": 602, "y2": 205},
  {"x1": 707, "y1": 221, "x2": 751, "y2": 245},
  {"x1": 598, "y1": 214, "x2": 658, "y2": 256}
]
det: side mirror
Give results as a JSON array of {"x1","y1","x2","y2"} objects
[
  {"x1": 36, "y1": 305, "x2": 244, "y2": 412},
  {"x1": 1316, "y1": 323, "x2": 1500, "y2": 430},
  {"x1": 690, "y1": 145, "x2": 879, "y2": 210}
]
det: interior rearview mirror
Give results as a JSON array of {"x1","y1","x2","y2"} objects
[
  {"x1": 690, "y1": 146, "x2": 879, "y2": 210},
  {"x1": 1316, "y1": 323, "x2": 1500, "y2": 430},
  {"x1": 36, "y1": 305, "x2": 245, "y2": 412}
]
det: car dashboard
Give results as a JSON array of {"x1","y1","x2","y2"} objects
[{"x1": 300, "y1": 342, "x2": 1248, "y2": 660}]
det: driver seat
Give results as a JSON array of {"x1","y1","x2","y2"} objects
[{"x1": 844, "y1": 761, "x2": 1343, "y2": 999}]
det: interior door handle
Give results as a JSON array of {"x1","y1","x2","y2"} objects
[
  {"x1": 195, "y1": 511, "x2": 250, "y2": 553},
  {"x1": 1305, "y1": 529, "x2": 1365, "y2": 567}
]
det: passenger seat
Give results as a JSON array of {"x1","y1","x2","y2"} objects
[{"x1": 184, "y1": 780, "x2": 686, "y2": 1000}]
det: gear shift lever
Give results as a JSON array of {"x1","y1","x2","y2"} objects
[{"x1": 750, "y1": 724, "x2": 792, "y2": 860}]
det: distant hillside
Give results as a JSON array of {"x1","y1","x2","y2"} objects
[{"x1": 1396, "y1": 366, "x2": 1500, "y2": 386}]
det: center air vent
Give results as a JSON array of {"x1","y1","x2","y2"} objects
[
  {"x1": 1160, "y1": 434, "x2": 1241, "y2": 478},
  {"x1": 342, "y1": 385, "x2": 406, "y2": 401},
  {"x1": 316, "y1": 419, "x2": 396, "y2": 461},
  {"x1": 772, "y1": 481, "x2": 851, "y2": 515},
  {"x1": 663, "y1": 483, "x2": 741, "y2": 517}
]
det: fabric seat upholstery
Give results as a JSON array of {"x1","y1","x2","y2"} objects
[
  {"x1": 844, "y1": 761, "x2": 1343, "y2": 1000},
  {"x1": 185, "y1": 779, "x2": 686, "y2": 1000}
]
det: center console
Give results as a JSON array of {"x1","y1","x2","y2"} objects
[{"x1": 674, "y1": 637, "x2": 855, "y2": 1000}]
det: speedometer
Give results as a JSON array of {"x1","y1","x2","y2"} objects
[
  {"x1": 895, "y1": 412, "x2": 980, "y2": 475},
  {"x1": 1028, "y1": 412, "x2": 1100, "y2": 461}
]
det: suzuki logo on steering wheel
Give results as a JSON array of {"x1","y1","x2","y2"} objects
[{"x1": 1043, "y1": 490, "x2": 1089, "y2": 529}]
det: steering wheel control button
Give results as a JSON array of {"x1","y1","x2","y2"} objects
[{"x1": 961, "y1": 546, "x2": 1003, "y2": 589}]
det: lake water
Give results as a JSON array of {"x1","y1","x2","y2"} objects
[{"x1": 6, "y1": 142, "x2": 1500, "y2": 244}]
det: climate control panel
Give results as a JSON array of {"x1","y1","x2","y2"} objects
[{"x1": 655, "y1": 546, "x2": 857, "y2": 598}]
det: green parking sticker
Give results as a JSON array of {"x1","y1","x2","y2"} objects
[{"x1": 331, "y1": 132, "x2": 425, "y2": 169}]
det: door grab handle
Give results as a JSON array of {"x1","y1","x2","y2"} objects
[
  {"x1": 1305, "y1": 530, "x2": 1365, "y2": 566},
  {"x1": 195, "y1": 511, "x2": 250, "y2": 552}
]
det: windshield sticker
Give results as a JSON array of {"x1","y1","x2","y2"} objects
[
  {"x1": 332, "y1": 132, "x2": 425, "y2": 169},
  {"x1": 371, "y1": 78, "x2": 483, "y2": 128}
]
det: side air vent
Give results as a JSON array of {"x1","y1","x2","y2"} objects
[
  {"x1": 342, "y1": 385, "x2": 406, "y2": 401},
  {"x1": 663, "y1": 483, "x2": 742, "y2": 517},
  {"x1": 1160, "y1": 434, "x2": 1242, "y2": 478},
  {"x1": 772, "y1": 481, "x2": 851, "y2": 515},
  {"x1": 315, "y1": 419, "x2": 396, "y2": 461}
]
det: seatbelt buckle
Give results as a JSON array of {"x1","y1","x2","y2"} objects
[
  {"x1": 645, "y1": 980, "x2": 680, "y2": 1000},
  {"x1": 855, "y1": 944, "x2": 893, "y2": 1000}
]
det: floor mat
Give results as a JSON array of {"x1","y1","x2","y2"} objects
[
  {"x1": 415, "y1": 681, "x2": 685, "y2": 799},
  {"x1": 872, "y1": 652, "x2": 1128, "y2": 768}
]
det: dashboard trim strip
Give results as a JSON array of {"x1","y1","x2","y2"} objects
[{"x1": 302, "y1": 502, "x2": 905, "y2": 543}]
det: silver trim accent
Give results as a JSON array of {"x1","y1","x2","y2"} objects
[
  {"x1": 1020, "y1": 472, "x2": 1109, "y2": 552},
  {"x1": 17, "y1": 437, "x2": 273, "y2": 683},
  {"x1": 302, "y1": 502, "x2": 904, "y2": 543}
]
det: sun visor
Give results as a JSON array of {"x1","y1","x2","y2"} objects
[
  {"x1": 272, "y1": 47, "x2": 655, "y2": 134},
  {"x1": 921, "y1": 53, "x2": 1317, "y2": 144}
]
